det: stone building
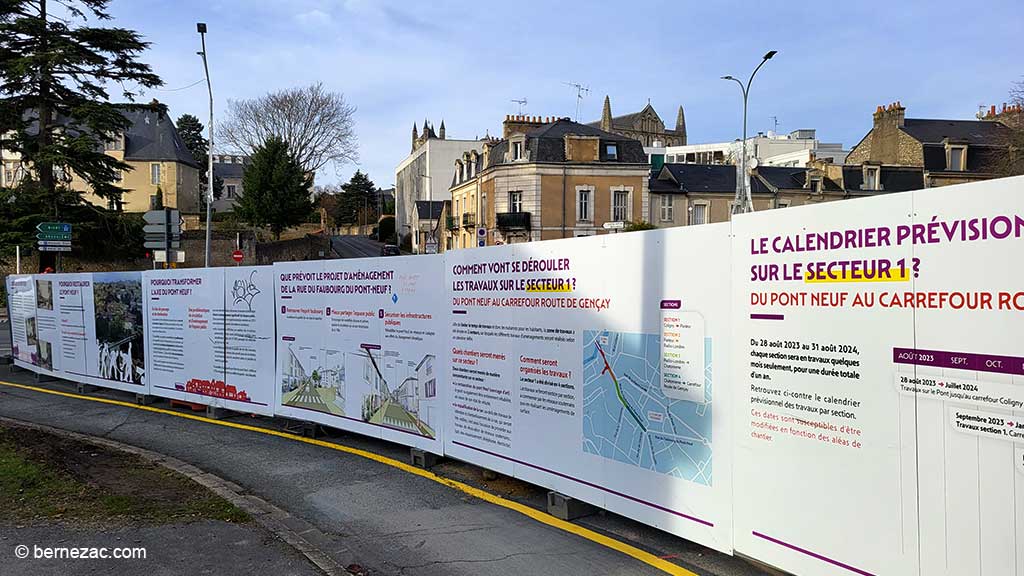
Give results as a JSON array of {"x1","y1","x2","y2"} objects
[
  {"x1": 447, "y1": 115, "x2": 650, "y2": 249},
  {"x1": 395, "y1": 118, "x2": 482, "y2": 252},
  {"x1": 1, "y1": 102, "x2": 201, "y2": 213},
  {"x1": 845, "y1": 102, "x2": 1013, "y2": 187},
  {"x1": 587, "y1": 96, "x2": 686, "y2": 146},
  {"x1": 411, "y1": 200, "x2": 448, "y2": 253},
  {"x1": 211, "y1": 154, "x2": 248, "y2": 212}
]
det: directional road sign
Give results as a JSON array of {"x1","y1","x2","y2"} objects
[
  {"x1": 36, "y1": 231, "x2": 72, "y2": 241},
  {"x1": 37, "y1": 222, "x2": 71, "y2": 234},
  {"x1": 146, "y1": 239, "x2": 181, "y2": 250},
  {"x1": 143, "y1": 208, "x2": 183, "y2": 250},
  {"x1": 143, "y1": 222, "x2": 181, "y2": 235},
  {"x1": 37, "y1": 240, "x2": 72, "y2": 247},
  {"x1": 38, "y1": 245, "x2": 71, "y2": 252},
  {"x1": 143, "y1": 209, "x2": 180, "y2": 225}
]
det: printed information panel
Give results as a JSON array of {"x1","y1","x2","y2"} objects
[
  {"x1": 443, "y1": 225, "x2": 733, "y2": 553},
  {"x1": 905, "y1": 179, "x2": 1024, "y2": 576},
  {"x1": 273, "y1": 255, "x2": 445, "y2": 453},
  {"x1": 7, "y1": 274, "x2": 61, "y2": 377},
  {"x1": 733, "y1": 177, "x2": 1024, "y2": 576},
  {"x1": 144, "y1": 267, "x2": 275, "y2": 415},
  {"x1": 67, "y1": 272, "x2": 148, "y2": 393}
]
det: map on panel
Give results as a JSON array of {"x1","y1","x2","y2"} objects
[{"x1": 581, "y1": 330, "x2": 712, "y2": 485}]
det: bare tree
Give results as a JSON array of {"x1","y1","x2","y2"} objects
[{"x1": 218, "y1": 83, "x2": 358, "y2": 174}]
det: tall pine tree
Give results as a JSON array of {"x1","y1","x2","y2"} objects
[
  {"x1": 235, "y1": 136, "x2": 313, "y2": 240},
  {"x1": 335, "y1": 170, "x2": 377, "y2": 225},
  {"x1": 0, "y1": 0, "x2": 162, "y2": 269}
]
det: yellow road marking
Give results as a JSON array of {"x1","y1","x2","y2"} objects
[{"x1": 0, "y1": 379, "x2": 697, "y2": 576}]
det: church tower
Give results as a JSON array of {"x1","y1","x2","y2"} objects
[
  {"x1": 601, "y1": 95, "x2": 612, "y2": 132},
  {"x1": 676, "y1": 105, "x2": 687, "y2": 145}
]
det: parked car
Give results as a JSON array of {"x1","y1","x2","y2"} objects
[{"x1": 381, "y1": 244, "x2": 401, "y2": 256}]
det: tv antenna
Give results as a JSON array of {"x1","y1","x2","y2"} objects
[
  {"x1": 770, "y1": 115, "x2": 780, "y2": 134},
  {"x1": 564, "y1": 81, "x2": 589, "y2": 121},
  {"x1": 511, "y1": 97, "x2": 528, "y2": 115}
]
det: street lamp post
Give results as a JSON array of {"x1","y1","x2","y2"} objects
[
  {"x1": 197, "y1": 23, "x2": 214, "y2": 267},
  {"x1": 722, "y1": 50, "x2": 777, "y2": 216},
  {"x1": 420, "y1": 174, "x2": 433, "y2": 253}
]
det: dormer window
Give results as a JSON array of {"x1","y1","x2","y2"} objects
[
  {"x1": 606, "y1": 143, "x2": 618, "y2": 161},
  {"x1": 512, "y1": 140, "x2": 524, "y2": 161},
  {"x1": 810, "y1": 176, "x2": 823, "y2": 193},
  {"x1": 947, "y1": 145, "x2": 966, "y2": 171},
  {"x1": 863, "y1": 165, "x2": 880, "y2": 191}
]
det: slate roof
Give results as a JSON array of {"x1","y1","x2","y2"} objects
[
  {"x1": 901, "y1": 118, "x2": 1010, "y2": 146},
  {"x1": 19, "y1": 104, "x2": 200, "y2": 168},
  {"x1": 485, "y1": 119, "x2": 647, "y2": 169},
  {"x1": 648, "y1": 176, "x2": 680, "y2": 193},
  {"x1": 656, "y1": 163, "x2": 774, "y2": 194},
  {"x1": 921, "y1": 143, "x2": 1002, "y2": 172},
  {"x1": 842, "y1": 166, "x2": 924, "y2": 193},
  {"x1": 213, "y1": 162, "x2": 245, "y2": 179},
  {"x1": 415, "y1": 200, "x2": 446, "y2": 220},
  {"x1": 653, "y1": 163, "x2": 924, "y2": 195},
  {"x1": 117, "y1": 105, "x2": 201, "y2": 168},
  {"x1": 755, "y1": 166, "x2": 843, "y2": 192}
]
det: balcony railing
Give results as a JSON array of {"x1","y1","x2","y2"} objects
[
  {"x1": 445, "y1": 216, "x2": 458, "y2": 231},
  {"x1": 496, "y1": 211, "x2": 531, "y2": 230},
  {"x1": 462, "y1": 213, "x2": 475, "y2": 228}
]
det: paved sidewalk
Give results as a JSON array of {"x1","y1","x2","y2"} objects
[{"x1": 0, "y1": 371, "x2": 770, "y2": 576}]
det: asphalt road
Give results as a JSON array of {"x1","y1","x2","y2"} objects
[
  {"x1": 331, "y1": 235, "x2": 386, "y2": 259},
  {"x1": 0, "y1": 372, "x2": 772, "y2": 576}
]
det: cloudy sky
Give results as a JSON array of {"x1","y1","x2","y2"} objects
[{"x1": 108, "y1": 0, "x2": 1022, "y2": 187}]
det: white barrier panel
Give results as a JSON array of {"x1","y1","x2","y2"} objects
[
  {"x1": 273, "y1": 255, "x2": 445, "y2": 453},
  {"x1": 8, "y1": 272, "x2": 150, "y2": 393},
  {"x1": 143, "y1": 267, "x2": 276, "y2": 415},
  {"x1": 444, "y1": 226, "x2": 734, "y2": 553},
  {"x1": 6, "y1": 274, "x2": 62, "y2": 379},
  {"x1": 66, "y1": 272, "x2": 148, "y2": 393},
  {"x1": 732, "y1": 175, "x2": 1024, "y2": 576},
  {"x1": 908, "y1": 179, "x2": 1024, "y2": 576},
  {"x1": 5, "y1": 175, "x2": 1023, "y2": 574}
]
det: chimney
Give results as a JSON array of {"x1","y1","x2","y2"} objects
[
  {"x1": 502, "y1": 114, "x2": 548, "y2": 138},
  {"x1": 873, "y1": 101, "x2": 906, "y2": 128}
]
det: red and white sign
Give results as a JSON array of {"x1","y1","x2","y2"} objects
[{"x1": 231, "y1": 250, "x2": 244, "y2": 263}]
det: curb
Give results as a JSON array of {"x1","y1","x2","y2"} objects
[{"x1": 0, "y1": 415, "x2": 357, "y2": 576}]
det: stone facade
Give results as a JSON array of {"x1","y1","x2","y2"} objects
[
  {"x1": 846, "y1": 102, "x2": 1012, "y2": 187},
  {"x1": 846, "y1": 103, "x2": 924, "y2": 166},
  {"x1": 1, "y1": 102, "x2": 202, "y2": 213},
  {"x1": 447, "y1": 116, "x2": 650, "y2": 250},
  {"x1": 588, "y1": 96, "x2": 686, "y2": 146}
]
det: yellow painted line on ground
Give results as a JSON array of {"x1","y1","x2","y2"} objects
[{"x1": 0, "y1": 378, "x2": 697, "y2": 576}]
